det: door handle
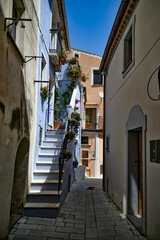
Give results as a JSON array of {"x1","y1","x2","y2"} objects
[{"x1": 135, "y1": 160, "x2": 140, "y2": 164}]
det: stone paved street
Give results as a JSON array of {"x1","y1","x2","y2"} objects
[{"x1": 8, "y1": 178, "x2": 147, "y2": 240}]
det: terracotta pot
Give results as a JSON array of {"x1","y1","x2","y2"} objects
[
  {"x1": 54, "y1": 121, "x2": 61, "y2": 129},
  {"x1": 85, "y1": 123, "x2": 92, "y2": 129},
  {"x1": 60, "y1": 57, "x2": 65, "y2": 65}
]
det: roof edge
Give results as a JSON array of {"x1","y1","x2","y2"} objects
[{"x1": 99, "y1": 0, "x2": 137, "y2": 72}]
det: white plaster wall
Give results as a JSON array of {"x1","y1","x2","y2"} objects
[
  {"x1": 0, "y1": 0, "x2": 39, "y2": 238},
  {"x1": 104, "y1": 0, "x2": 160, "y2": 239}
]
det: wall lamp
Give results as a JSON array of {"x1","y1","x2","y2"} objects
[{"x1": 147, "y1": 66, "x2": 160, "y2": 101}]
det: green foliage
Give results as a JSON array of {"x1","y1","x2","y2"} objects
[
  {"x1": 41, "y1": 87, "x2": 50, "y2": 100},
  {"x1": 59, "y1": 50, "x2": 67, "y2": 63},
  {"x1": 81, "y1": 73, "x2": 88, "y2": 82},
  {"x1": 54, "y1": 87, "x2": 62, "y2": 122},
  {"x1": 85, "y1": 115, "x2": 89, "y2": 123},
  {"x1": 68, "y1": 117, "x2": 80, "y2": 134},
  {"x1": 71, "y1": 111, "x2": 81, "y2": 121},
  {"x1": 62, "y1": 90, "x2": 71, "y2": 106},
  {"x1": 69, "y1": 57, "x2": 78, "y2": 65},
  {"x1": 62, "y1": 150, "x2": 72, "y2": 160}
]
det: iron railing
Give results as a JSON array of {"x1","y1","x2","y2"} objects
[
  {"x1": 85, "y1": 116, "x2": 103, "y2": 130},
  {"x1": 45, "y1": 107, "x2": 70, "y2": 193}
]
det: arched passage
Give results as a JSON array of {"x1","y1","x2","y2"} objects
[
  {"x1": 11, "y1": 137, "x2": 29, "y2": 216},
  {"x1": 126, "y1": 105, "x2": 146, "y2": 235}
]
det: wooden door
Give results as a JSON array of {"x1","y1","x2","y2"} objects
[{"x1": 138, "y1": 131, "x2": 143, "y2": 216}]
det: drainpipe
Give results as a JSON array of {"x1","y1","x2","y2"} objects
[{"x1": 102, "y1": 71, "x2": 108, "y2": 190}]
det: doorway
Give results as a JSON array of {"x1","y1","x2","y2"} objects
[
  {"x1": 128, "y1": 129, "x2": 143, "y2": 232},
  {"x1": 126, "y1": 105, "x2": 146, "y2": 235},
  {"x1": 10, "y1": 137, "x2": 29, "y2": 228}
]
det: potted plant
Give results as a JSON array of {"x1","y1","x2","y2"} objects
[
  {"x1": 69, "y1": 57, "x2": 78, "y2": 65},
  {"x1": 41, "y1": 86, "x2": 49, "y2": 100},
  {"x1": 66, "y1": 66, "x2": 82, "y2": 81},
  {"x1": 75, "y1": 99, "x2": 80, "y2": 104},
  {"x1": 74, "y1": 106, "x2": 79, "y2": 111},
  {"x1": 71, "y1": 111, "x2": 81, "y2": 121},
  {"x1": 62, "y1": 90, "x2": 71, "y2": 106},
  {"x1": 68, "y1": 117, "x2": 80, "y2": 134},
  {"x1": 62, "y1": 150, "x2": 72, "y2": 161},
  {"x1": 81, "y1": 73, "x2": 88, "y2": 82},
  {"x1": 65, "y1": 131, "x2": 75, "y2": 140},
  {"x1": 85, "y1": 115, "x2": 92, "y2": 129},
  {"x1": 59, "y1": 50, "x2": 67, "y2": 65},
  {"x1": 54, "y1": 87, "x2": 62, "y2": 129}
]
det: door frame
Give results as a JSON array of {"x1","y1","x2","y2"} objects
[{"x1": 126, "y1": 105, "x2": 146, "y2": 235}]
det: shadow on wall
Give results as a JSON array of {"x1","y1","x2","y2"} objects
[{"x1": 10, "y1": 137, "x2": 29, "y2": 216}]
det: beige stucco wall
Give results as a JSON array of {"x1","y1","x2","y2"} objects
[
  {"x1": 104, "y1": 0, "x2": 160, "y2": 239},
  {"x1": 0, "y1": 0, "x2": 39, "y2": 238},
  {"x1": 68, "y1": 49, "x2": 103, "y2": 178}
]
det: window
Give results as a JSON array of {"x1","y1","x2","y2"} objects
[
  {"x1": 81, "y1": 136, "x2": 88, "y2": 144},
  {"x1": 123, "y1": 15, "x2": 135, "y2": 77},
  {"x1": 11, "y1": 1, "x2": 18, "y2": 40},
  {"x1": 106, "y1": 134, "x2": 110, "y2": 152},
  {"x1": 93, "y1": 70, "x2": 103, "y2": 85},
  {"x1": 75, "y1": 53, "x2": 79, "y2": 58},
  {"x1": 41, "y1": 55, "x2": 47, "y2": 81},
  {"x1": 82, "y1": 151, "x2": 88, "y2": 158},
  {"x1": 11, "y1": 0, "x2": 25, "y2": 41},
  {"x1": 82, "y1": 159, "x2": 88, "y2": 167},
  {"x1": 150, "y1": 140, "x2": 160, "y2": 163}
]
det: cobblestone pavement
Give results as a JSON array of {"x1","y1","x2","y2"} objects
[{"x1": 8, "y1": 178, "x2": 147, "y2": 240}]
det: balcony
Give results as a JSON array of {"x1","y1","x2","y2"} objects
[
  {"x1": 49, "y1": 29, "x2": 62, "y2": 72},
  {"x1": 84, "y1": 116, "x2": 103, "y2": 131}
]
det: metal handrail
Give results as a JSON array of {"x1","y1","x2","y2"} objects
[
  {"x1": 85, "y1": 116, "x2": 103, "y2": 130},
  {"x1": 58, "y1": 118, "x2": 69, "y2": 193}
]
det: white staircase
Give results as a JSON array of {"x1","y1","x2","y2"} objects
[{"x1": 24, "y1": 129, "x2": 65, "y2": 217}]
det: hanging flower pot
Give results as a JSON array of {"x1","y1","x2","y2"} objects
[
  {"x1": 59, "y1": 50, "x2": 67, "y2": 65},
  {"x1": 60, "y1": 56, "x2": 65, "y2": 65},
  {"x1": 74, "y1": 106, "x2": 79, "y2": 111},
  {"x1": 41, "y1": 87, "x2": 49, "y2": 100}
]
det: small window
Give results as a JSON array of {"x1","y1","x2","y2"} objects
[
  {"x1": 82, "y1": 151, "x2": 88, "y2": 158},
  {"x1": 93, "y1": 70, "x2": 102, "y2": 85},
  {"x1": 11, "y1": 1, "x2": 18, "y2": 40},
  {"x1": 106, "y1": 134, "x2": 110, "y2": 152},
  {"x1": 82, "y1": 159, "x2": 88, "y2": 167},
  {"x1": 81, "y1": 136, "x2": 88, "y2": 144},
  {"x1": 150, "y1": 140, "x2": 160, "y2": 163},
  {"x1": 75, "y1": 53, "x2": 79, "y2": 58},
  {"x1": 123, "y1": 15, "x2": 135, "y2": 77},
  {"x1": 11, "y1": 0, "x2": 25, "y2": 41}
]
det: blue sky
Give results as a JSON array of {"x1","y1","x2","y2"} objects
[{"x1": 65, "y1": 0, "x2": 121, "y2": 56}]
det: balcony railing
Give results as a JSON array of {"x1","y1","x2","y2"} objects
[
  {"x1": 85, "y1": 116, "x2": 103, "y2": 130},
  {"x1": 49, "y1": 29, "x2": 62, "y2": 72}
]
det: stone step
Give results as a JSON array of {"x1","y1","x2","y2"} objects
[
  {"x1": 23, "y1": 202, "x2": 60, "y2": 218},
  {"x1": 31, "y1": 179, "x2": 63, "y2": 191},
  {"x1": 38, "y1": 153, "x2": 59, "y2": 162},
  {"x1": 39, "y1": 146, "x2": 61, "y2": 154},
  {"x1": 27, "y1": 190, "x2": 61, "y2": 203},
  {"x1": 28, "y1": 190, "x2": 61, "y2": 195},
  {"x1": 33, "y1": 170, "x2": 64, "y2": 181},
  {"x1": 42, "y1": 140, "x2": 63, "y2": 147},
  {"x1": 24, "y1": 202, "x2": 60, "y2": 208},
  {"x1": 36, "y1": 161, "x2": 59, "y2": 171},
  {"x1": 45, "y1": 134, "x2": 64, "y2": 141}
]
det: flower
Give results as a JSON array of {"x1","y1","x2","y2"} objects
[
  {"x1": 75, "y1": 99, "x2": 80, "y2": 104},
  {"x1": 81, "y1": 73, "x2": 88, "y2": 82},
  {"x1": 65, "y1": 131, "x2": 75, "y2": 140}
]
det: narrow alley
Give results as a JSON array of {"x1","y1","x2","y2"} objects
[{"x1": 8, "y1": 178, "x2": 146, "y2": 240}]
